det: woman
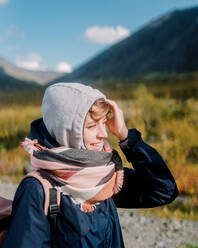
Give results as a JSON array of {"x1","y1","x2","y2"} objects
[{"x1": 1, "y1": 82, "x2": 178, "y2": 248}]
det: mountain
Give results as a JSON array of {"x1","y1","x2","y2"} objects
[
  {"x1": 0, "y1": 57, "x2": 64, "y2": 85},
  {"x1": 53, "y1": 7, "x2": 198, "y2": 83},
  {"x1": 0, "y1": 67, "x2": 40, "y2": 91}
]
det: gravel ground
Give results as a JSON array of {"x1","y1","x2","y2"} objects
[
  {"x1": 0, "y1": 181, "x2": 198, "y2": 248},
  {"x1": 119, "y1": 209, "x2": 198, "y2": 248}
]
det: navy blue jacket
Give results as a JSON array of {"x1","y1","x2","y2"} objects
[{"x1": 0, "y1": 119, "x2": 178, "y2": 248}]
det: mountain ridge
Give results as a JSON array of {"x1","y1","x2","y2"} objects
[
  {"x1": 52, "y1": 6, "x2": 198, "y2": 84},
  {"x1": 0, "y1": 56, "x2": 64, "y2": 85}
]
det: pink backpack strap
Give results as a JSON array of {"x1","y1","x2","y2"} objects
[
  {"x1": 0, "y1": 197, "x2": 12, "y2": 220},
  {"x1": 22, "y1": 171, "x2": 61, "y2": 216},
  {"x1": 0, "y1": 197, "x2": 12, "y2": 244}
]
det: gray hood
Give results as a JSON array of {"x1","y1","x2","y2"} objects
[{"x1": 42, "y1": 82, "x2": 106, "y2": 148}]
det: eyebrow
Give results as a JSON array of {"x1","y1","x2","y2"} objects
[
  {"x1": 88, "y1": 116, "x2": 107, "y2": 123},
  {"x1": 86, "y1": 121, "x2": 96, "y2": 125},
  {"x1": 85, "y1": 114, "x2": 107, "y2": 126}
]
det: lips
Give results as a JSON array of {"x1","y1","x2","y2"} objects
[
  {"x1": 90, "y1": 142, "x2": 104, "y2": 151},
  {"x1": 92, "y1": 142, "x2": 103, "y2": 146},
  {"x1": 92, "y1": 143, "x2": 102, "y2": 146}
]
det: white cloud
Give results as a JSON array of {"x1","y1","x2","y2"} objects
[
  {"x1": 85, "y1": 25, "x2": 130, "y2": 45},
  {"x1": 15, "y1": 52, "x2": 45, "y2": 71},
  {"x1": 0, "y1": 0, "x2": 8, "y2": 5},
  {"x1": 55, "y1": 61, "x2": 72, "y2": 73}
]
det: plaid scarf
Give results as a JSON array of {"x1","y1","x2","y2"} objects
[{"x1": 21, "y1": 138, "x2": 124, "y2": 213}]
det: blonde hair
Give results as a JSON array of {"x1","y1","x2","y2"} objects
[{"x1": 89, "y1": 98, "x2": 110, "y2": 120}]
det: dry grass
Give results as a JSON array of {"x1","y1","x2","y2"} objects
[{"x1": 0, "y1": 85, "x2": 198, "y2": 203}]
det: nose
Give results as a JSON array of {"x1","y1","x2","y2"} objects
[{"x1": 97, "y1": 124, "x2": 108, "y2": 139}]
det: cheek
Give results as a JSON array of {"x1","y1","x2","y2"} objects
[{"x1": 83, "y1": 129, "x2": 95, "y2": 146}]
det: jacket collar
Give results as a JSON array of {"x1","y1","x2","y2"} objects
[{"x1": 30, "y1": 118, "x2": 60, "y2": 148}]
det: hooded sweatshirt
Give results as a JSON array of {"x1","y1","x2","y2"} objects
[{"x1": 42, "y1": 82, "x2": 106, "y2": 148}]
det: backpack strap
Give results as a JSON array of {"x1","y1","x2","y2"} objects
[
  {"x1": 0, "y1": 197, "x2": 12, "y2": 220},
  {"x1": 22, "y1": 171, "x2": 61, "y2": 216},
  {"x1": 23, "y1": 171, "x2": 61, "y2": 246},
  {"x1": 0, "y1": 172, "x2": 61, "y2": 245},
  {"x1": 48, "y1": 188, "x2": 60, "y2": 246},
  {"x1": 48, "y1": 188, "x2": 60, "y2": 221}
]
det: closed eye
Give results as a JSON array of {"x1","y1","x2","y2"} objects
[{"x1": 87, "y1": 124, "x2": 96, "y2": 129}]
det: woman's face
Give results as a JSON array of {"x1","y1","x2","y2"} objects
[{"x1": 83, "y1": 112, "x2": 108, "y2": 151}]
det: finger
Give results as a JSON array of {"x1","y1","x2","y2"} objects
[
  {"x1": 106, "y1": 99, "x2": 118, "y2": 110},
  {"x1": 106, "y1": 100, "x2": 122, "y2": 117}
]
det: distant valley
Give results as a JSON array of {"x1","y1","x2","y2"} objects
[{"x1": 0, "y1": 56, "x2": 64, "y2": 91}]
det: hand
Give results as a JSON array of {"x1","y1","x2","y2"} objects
[{"x1": 106, "y1": 99, "x2": 128, "y2": 140}]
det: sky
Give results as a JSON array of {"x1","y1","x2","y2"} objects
[{"x1": 0, "y1": 0, "x2": 198, "y2": 73}]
